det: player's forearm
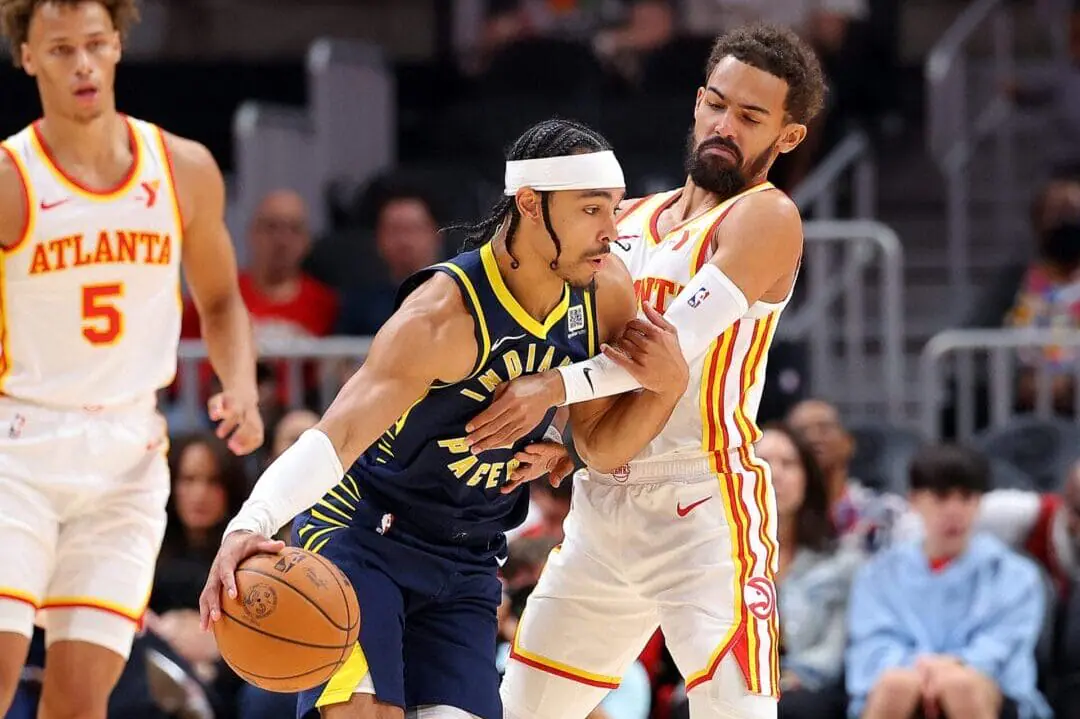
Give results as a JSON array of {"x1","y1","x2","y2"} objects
[
  {"x1": 558, "y1": 264, "x2": 748, "y2": 405},
  {"x1": 575, "y1": 389, "x2": 680, "y2": 473},
  {"x1": 225, "y1": 428, "x2": 344, "y2": 539},
  {"x1": 199, "y1": 295, "x2": 258, "y2": 402}
]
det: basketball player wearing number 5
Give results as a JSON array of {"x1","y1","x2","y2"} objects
[{"x1": 0, "y1": 1, "x2": 262, "y2": 717}]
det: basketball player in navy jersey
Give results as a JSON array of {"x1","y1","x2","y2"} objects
[{"x1": 199, "y1": 119, "x2": 692, "y2": 719}]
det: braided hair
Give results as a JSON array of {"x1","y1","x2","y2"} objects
[{"x1": 455, "y1": 118, "x2": 613, "y2": 269}]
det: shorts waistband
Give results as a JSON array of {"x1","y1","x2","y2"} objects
[
  {"x1": 585, "y1": 456, "x2": 718, "y2": 484},
  {"x1": 0, "y1": 393, "x2": 158, "y2": 417}
]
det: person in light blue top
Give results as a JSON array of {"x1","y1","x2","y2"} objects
[{"x1": 846, "y1": 444, "x2": 1053, "y2": 719}]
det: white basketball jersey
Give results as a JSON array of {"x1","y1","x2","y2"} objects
[
  {"x1": 608, "y1": 182, "x2": 793, "y2": 475},
  {"x1": 0, "y1": 116, "x2": 183, "y2": 409}
]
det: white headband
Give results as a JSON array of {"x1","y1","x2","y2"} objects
[{"x1": 503, "y1": 150, "x2": 625, "y2": 196}]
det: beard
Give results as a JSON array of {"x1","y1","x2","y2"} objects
[{"x1": 684, "y1": 130, "x2": 775, "y2": 200}]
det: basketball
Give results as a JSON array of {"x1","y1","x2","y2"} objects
[{"x1": 213, "y1": 547, "x2": 361, "y2": 692}]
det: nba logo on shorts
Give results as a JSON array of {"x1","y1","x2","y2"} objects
[
  {"x1": 687, "y1": 288, "x2": 710, "y2": 308},
  {"x1": 567, "y1": 305, "x2": 585, "y2": 337}
]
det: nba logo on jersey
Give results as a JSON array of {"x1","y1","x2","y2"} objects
[
  {"x1": 687, "y1": 288, "x2": 710, "y2": 308},
  {"x1": 567, "y1": 305, "x2": 585, "y2": 338}
]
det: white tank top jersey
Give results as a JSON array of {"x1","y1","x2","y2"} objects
[
  {"x1": 0, "y1": 116, "x2": 184, "y2": 409},
  {"x1": 605, "y1": 182, "x2": 795, "y2": 478}
]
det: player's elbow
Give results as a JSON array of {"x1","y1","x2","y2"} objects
[{"x1": 574, "y1": 438, "x2": 625, "y2": 476}]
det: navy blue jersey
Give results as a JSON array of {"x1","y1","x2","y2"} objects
[{"x1": 302, "y1": 242, "x2": 599, "y2": 561}]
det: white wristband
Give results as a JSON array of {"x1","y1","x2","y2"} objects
[
  {"x1": 555, "y1": 263, "x2": 750, "y2": 406},
  {"x1": 543, "y1": 425, "x2": 564, "y2": 444},
  {"x1": 223, "y1": 428, "x2": 345, "y2": 541}
]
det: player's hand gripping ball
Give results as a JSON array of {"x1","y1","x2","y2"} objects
[{"x1": 212, "y1": 547, "x2": 361, "y2": 692}]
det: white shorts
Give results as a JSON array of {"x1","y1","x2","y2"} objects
[
  {"x1": 501, "y1": 455, "x2": 780, "y2": 719},
  {"x1": 0, "y1": 396, "x2": 170, "y2": 659}
]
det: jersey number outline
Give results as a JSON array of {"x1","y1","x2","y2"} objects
[{"x1": 82, "y1": 283, "x2": 123, "y2": 345}]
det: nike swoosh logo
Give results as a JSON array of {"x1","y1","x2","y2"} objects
[
  {"x1": 677, "y1": 496, "x2": 712, "y2": 517},
  {"x1": 491, "y1": 333, "x2": 526, "y2": 353},
  {"x1": 40, "y1": 198, "x2": 71, "y2": 210},
  {"x1": 613, "y1": 239, "x2": 631, "y2": 252},
  {"x1": 583, "y1": 367, "x2": 594, "y2": 392}
]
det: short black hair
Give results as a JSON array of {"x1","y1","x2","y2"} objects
[
  {"x1": 909, "y1": 444, "x2": 990, "y2": 496},
  {"x1": 452, "y1": 117, "x2": 613, "y2": 263},
  {"x1": 705, "y1": 23, "x2": 827, "y2": 125}
]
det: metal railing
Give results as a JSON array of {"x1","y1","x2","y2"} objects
[
  {"x1": 920, "y1": 328, "x2": 1080, "y2": 441},
  {"x1": 174, "y1": 337, "x2": 373, "y2": 429},
  {"x1": 790, "y1": 129, "x2": 876, "y2": 221},
  {"x1": 926, "y1": 0, "x2": 1016, "y2": 316},
  {"x1": 173, "y1": 216, "x2": 907, "y2": 427},
  {"x1": 780, "y1": 220, "x2": 905, "y2": 423}
]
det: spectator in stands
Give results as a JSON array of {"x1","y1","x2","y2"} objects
[
  {"x1": 787, "y1": 399, "x2": 912, "y2": 552},
  {"x1": 463, "y1": 0, "x2": 536, "y2": 77},
  {"x1": 269, "y1": 407, "x2": 321, "y2": 466},
  {"x1": 148, "y1": 434, "x2": 249, "y2": 685},
  {"x1": 184, "y1": 189, "x2": 338, "y2": 342},
  {"x1": 592, "y1": 0, "x2": 675, "y2": 84},
  {"x1": 756, "y1": 423, "x2": 861, "y2": 719},
  {"x1": 846, "y1": 444, "x2": 1052, "y2": 719},
  {"x1": 336, "y1": 185, "x2": 444, "y2": 336},
  {"x1": 977, "y1": 457, "x2": 1080, "y2": 598},
  {"x1": 1007, "y1": 8, "x2": 1080, "y2": 170},
  {"x1": 1004, "y1": 177, "x2": 1080, "y2": 415}
]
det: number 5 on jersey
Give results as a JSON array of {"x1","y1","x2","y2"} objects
[{"x1": 82, "y1": 283, "x2": 123, "y2": 345}]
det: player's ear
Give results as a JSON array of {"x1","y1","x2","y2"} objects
[
  {"x1": 20, "y1": 44, "x2": 36, "y2": 76},
  {"x1": 775, "y1": 122, "x2": 807, "y2": 155},
  {"x1": 514, "y1": 188, "x2": 542, "y2": 223}
]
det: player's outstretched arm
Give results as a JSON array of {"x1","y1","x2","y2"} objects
[
  {"x1": 0, "y1": 147, "x2": 28, "y2": 250},
  {"x1": 199, "y1": 274, "x2": 476, "y2": 629},
  {"x1": 168, "y1": 133, "x2": 262, "y2": 456}
]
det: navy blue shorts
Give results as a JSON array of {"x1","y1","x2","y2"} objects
[{"x1": 291, "y1": 511, "x2": 503, "y2": 719}]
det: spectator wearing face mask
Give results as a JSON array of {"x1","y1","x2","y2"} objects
[{"x1": 1005, "y1": 178, "x2": 1080, "y2": 415}]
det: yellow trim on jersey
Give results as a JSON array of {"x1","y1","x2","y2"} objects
[
  {"x1": 480, "y1": 242, "x2": 569, "y2": 339},
  {"x1": 0, "y1": 142, "x2": 37, "y2": 254},
  {"x1": 434, "y1": 261, "x2": 491, "y2": 378},
  {"x1": 315, "y1": 643, "x2": 371, "y2": 707},
  {"x1": 28, "y1": 117, "x2": 145, "y2": 202},
  {"x1": 583, "y1": 289, "x2": 597, "y2": 357}
]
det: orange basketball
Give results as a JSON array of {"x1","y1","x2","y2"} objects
[{"x1": 213, "y1": 547, "x2": 360, "y2": 692}]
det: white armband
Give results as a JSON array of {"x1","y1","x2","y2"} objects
[
  {"x1": 223, "y1": 428, "x2": 345, "y2": 540},
  {"x1": 556, "y1": 263, "x2": 749, "y2": 405},
  {"x1": 543, "y1": 425, "x2": 564, "y2": 445}
]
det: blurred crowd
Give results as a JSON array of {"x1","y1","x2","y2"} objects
[{"x1": 10, "y1": 0, "x2": 1080, "y2": 718}]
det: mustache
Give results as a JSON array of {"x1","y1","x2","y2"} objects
[
  {"x1": 589, "y1": 245, "x2": 612, "y2": 259},
  {"x1": 696, "y1": 137, "x2": 743, "y2": 163}
]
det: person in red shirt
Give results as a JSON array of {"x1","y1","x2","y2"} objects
[
  {"x1": 181, "y1": 189, "x2": 338, "y2": 411},
  {"x1": 183, "y1": 189, "x2": 337, "y2": 340}
]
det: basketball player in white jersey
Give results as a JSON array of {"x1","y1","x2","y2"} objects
[
  {"x1": 465, "y1": 24, "x2": 828, "y2": 719},
  {"x1": 0, "y1": 1, "x2": 262, "y2": 716}
]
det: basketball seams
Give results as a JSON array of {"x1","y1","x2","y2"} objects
[
  {"x1": 233, "y1": 660, "x2": 343, "y2": 683},
  {"x1": 303, "y1": 550, "x2": 358, "y2": 673},
  {"x1": 219, "y1": 606, "x2": 355, "y2": 650},
  {"x1": 237, "y1": 566, "x2": 356, "y2": 632}
]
